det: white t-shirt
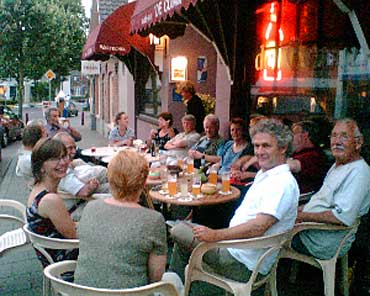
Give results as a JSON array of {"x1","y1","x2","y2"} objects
[
  {"x1": 228, "y1": 164, "x2": 299, "y2": 274},
  {"x1": 300, "y1": 158, "x2": 370, "y2": 259},
  {"x1": 16, "y1": 149, "x2": 32, "y2": 178}
]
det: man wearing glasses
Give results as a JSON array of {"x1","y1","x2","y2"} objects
[{"x1": 292, "y1": 118, "x2": 370, "y2": 264}]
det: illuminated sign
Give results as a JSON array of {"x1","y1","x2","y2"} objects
[
  {"x1": 255, "y1": 2, "x2": 284, "y2": 81},
  {"x1": 170, "y1": 56, "x2": 188, "y2": 81}
]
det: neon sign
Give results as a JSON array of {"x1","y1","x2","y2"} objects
[{"x1": 255, "y1": 2, "x2": 284, "y2": 81}]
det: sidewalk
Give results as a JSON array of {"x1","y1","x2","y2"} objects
[{"x1": 0, "y1": 112, "x2": 107, "y2": 295}]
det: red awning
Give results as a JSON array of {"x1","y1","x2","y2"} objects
[
  {"x1": 82, "y1": 2, "x2": 152, "y2": 61},
  {"x1": 131, "y1": 0, "x2": 199, "y2": 34}
]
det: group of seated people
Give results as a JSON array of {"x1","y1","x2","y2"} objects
[{"x1": 18, "y1": 106, "x2": 369, "y2": 295}]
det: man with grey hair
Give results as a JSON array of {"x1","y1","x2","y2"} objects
[
  {"x1": 293, "y1": 118, "x2": 370, "y2": 261},
  {"x1": 188, "y1": 114, "x2": 224, "y2": 168},
  {"x1": 169, "y1": 119, "x2": 299, "y2": 293},
  {"x1": 53, "y1": 132, "x2": 109, "y2": 197},
  {"x1": 165, "y1": 114, "x2": 200, "y2": 161},
  {"x1": 45, "y1": 107, "x2": 81, "y2": 141}
]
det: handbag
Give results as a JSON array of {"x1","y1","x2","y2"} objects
[{"x1": 170, "y1": 221, "x2": 200, "y2": 251}]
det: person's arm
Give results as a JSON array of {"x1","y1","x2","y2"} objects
[
  {"x1": 76, "y1": 179, "x2": 99, "y2": 197},
  {"x1": 296, "y1": 210, "x2": 343, "y2": 225},
  {"x1": 287, "y1": 158, "x2": 301, "y2": 173},
  {"x1": 167, "y1": 127, "x2": 177, "y2": 138},
  {"x1": 38, "y1": 193, "x2": 77, "y2": 238},
  {"x1": 193, "y1": 213, "x2": 277, "y2": 242},
  {"x1": 242, "y1": 156, "x2": 258, "y2": 171},
  {"x1": 67, "y1": 126, "x2": 82, "y2": 142},
  {"x1": 148, "y1": 253, "x2": 166, "y2": 283}
]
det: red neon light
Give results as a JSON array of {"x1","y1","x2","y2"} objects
[{"x1": 262, "y1": 2, "x2": 283, "y2": 81}]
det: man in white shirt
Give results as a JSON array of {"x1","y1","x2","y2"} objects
[
  {"x1": 292, "y1": 118, "x2": 369, "y2": 263},
  {"x1": 169, "y1": 119, "x2": 299, "y2": 293},
  {"x1": 53, "y1": 132, "x2": 109, "y2": 197}
]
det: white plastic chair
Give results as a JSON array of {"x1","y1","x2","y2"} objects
[
  {"x1": 43, "y1": 260, "x2": 180, "y2": 296},
  {"x1": 23, "y1": 223, "x2": 79, "y2": 265},
  {"x1": 184, "y1": 231, "x2": 291, "y2": 296},
  {"x1": 0, "y1": 199, "x2": 28, "y2": 256},
  {"x1": 280, "y1": 220, "x2": 360, "y2": 296}
]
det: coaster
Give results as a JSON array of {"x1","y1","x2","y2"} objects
[
  {"x1": 218, "y1": 190, "x2": 232, "y2": 195},
  {"x1": 178, "y1": 196, "x2": 193, "y2": 202}
]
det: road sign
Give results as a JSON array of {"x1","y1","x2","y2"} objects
[{"x1": 45, "y1": 69, "x2": 56, "y2": 81}]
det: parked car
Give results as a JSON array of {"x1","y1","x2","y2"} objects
[
  {"x1": 0, "y1": 105, "x2": 24, "y2": 147},
  {"x1": 64, "y1": 101, "x2": 78, "y2": 117}
]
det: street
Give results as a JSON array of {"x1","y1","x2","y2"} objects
[{"x1": 0, "y1": 108, "x2": 108, "y2": 295}]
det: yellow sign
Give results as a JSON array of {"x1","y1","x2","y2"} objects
[{"x1": 45, "y1": 69, "x2": 56, "y2": 80}]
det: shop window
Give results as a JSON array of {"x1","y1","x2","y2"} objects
[{"x1": 139, "y1": 71, "x2": 161, "y2": 116}]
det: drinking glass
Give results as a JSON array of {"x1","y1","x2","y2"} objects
[
  {"x1": 187, "y1": 157, "x2": 194, "y2": 174},
  {"x1": 160, "y1": 168, "x2": 168, "y2": 191},
  {"x1": 192, "y1": 174, "x2": 201, "y2": 196},
  {"x1": 177, "y1": 155, "x2": 184, "y2": 168},
  {"x1": 179, "y1": 177, "x2": 188, "y2": 197},
  {"x1": 168, "y1": 174, "x2": 177, "y2": 197},
  {"x1": 208, "y1": 167, "x2": 218, "y2": 185},
  {"x1": 221, "y1": 171, "x2": 231, "y2": 193}
]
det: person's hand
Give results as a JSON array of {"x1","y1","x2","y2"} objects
[
  {"x1": 193, "y1": 225, "x2": 218, "y2": 242},
  {"x1": 150, "y1": 129, "x2": 158, "y2": 138},
  {"x1": 87, "y1": 178, "x2": 99, "y2": 192}
]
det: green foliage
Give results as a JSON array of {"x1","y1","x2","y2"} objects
[
  {"x1": 31, "y1": 81, "x2": 48, "y2": 101},
  {"x1": 0, "y1": 0, "x2": 88, "y2": 116},
  {"x1": 197, "y1": 93, "x2": 216, "y2": 115}
]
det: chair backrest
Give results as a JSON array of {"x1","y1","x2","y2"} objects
[
  {"x1": 186, "y1": 230, "x2": 292, "y2": 293},
  {"x1": 0, "y1": 199, "x2": 27, "y2": 225},
  {"x1": 23, "y1": 224, "x2": 79, "y2": 264},
  {"x1": 44, "y1": 260, "x2": 180, "y2": 296}
]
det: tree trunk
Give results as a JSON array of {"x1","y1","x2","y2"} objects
[{"x1": 17, "y1": 68, "x2": 24, "y2": 120}]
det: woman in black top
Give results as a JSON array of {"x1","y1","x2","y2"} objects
[
  {"x1": 149, "y1": 112, "x2": 178, "y2": 150},
  {"x1": 178, "y1": 80, "x2": 206, "y2": 134}
]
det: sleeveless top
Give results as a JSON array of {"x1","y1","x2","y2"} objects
[
  {"x1": 153, "y1": 128, "x2": 179, "y2": 150},
  {"x1": 26, "y1": 190, "x2": 78, "y2": 267}
]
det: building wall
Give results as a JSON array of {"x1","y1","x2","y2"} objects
[{"x1": 136, "y1": 25, "x2": 231, "y2": 141}]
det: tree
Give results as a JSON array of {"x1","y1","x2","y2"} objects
[{"x1": 0, "y1": 0, "x2": 87, "y2": 117}]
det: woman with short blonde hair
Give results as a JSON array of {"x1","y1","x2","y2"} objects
[
  {"x1": 108, "y1": 150, "x2": 149, "y2": 199},
  {"x1": 75, "y1": 150, "x2": 167, "y2": 289}
]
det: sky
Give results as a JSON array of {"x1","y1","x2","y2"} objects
[{"x1": 81, "y1": 0, "x2": 92, "y2": 18}]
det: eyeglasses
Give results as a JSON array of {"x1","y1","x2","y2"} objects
[
  {"x1": 329, "y1": 134, "x2": 358, "y2": 142},
  {"x1": 49, "y1": 155, "x2": 69, "y2": 164}
]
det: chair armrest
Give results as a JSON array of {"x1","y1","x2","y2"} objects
[{"x1": 188, "y1": 231, "x2": 291, "y2": 277}]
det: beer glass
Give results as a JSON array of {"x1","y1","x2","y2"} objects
[{"x1": 221, "y1": 171, "x2": 231, "y2": 193}]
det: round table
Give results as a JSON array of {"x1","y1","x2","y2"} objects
[
  {"x1": 81, "y1": 146, "x2": 136, "y2": 158},
  {"x1": 149, "y1": 185, "x2": 240, "y2": 206}
]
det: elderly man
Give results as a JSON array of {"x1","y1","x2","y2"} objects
[
  {"x1": 292, "y1": 118, "x2": 370, "y2": 260},
  {"x1": 45, "y1": 107, "x2": 81, "y2": 141},
  {"x1": 164, "y1": 114, "x2": 200, "y2": 161},
  {"x1": 188, "y1": 114, "x2": 224, "y2": 168},
  {"x1": 53, "y1": 132, "x2": 109, "y2": 197},
  {"x1": 287, "y1": 120, "x2": 327, "y2": 194},
  {"x1": 169, "y1": 119, "x2": 299, "y2": 295}
]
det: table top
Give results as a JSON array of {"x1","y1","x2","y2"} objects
[
  {"x1": 81, "y1": 146, "x2": 136, "y2": 157},
  {"x1": 149, "y1": 185, "x2": 240, "y2": 206}
]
